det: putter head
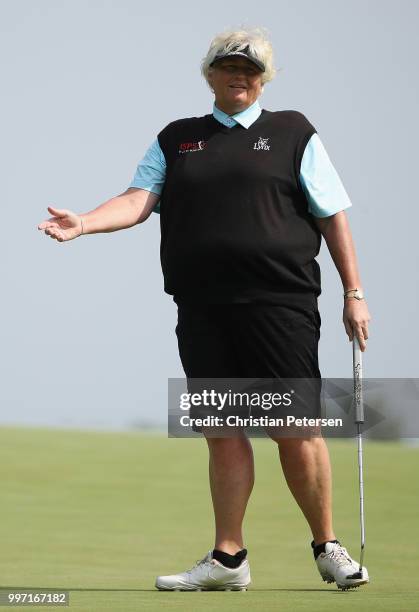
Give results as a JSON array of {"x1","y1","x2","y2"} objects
[{"x1": 347, "y1": 570, "x2": 364, "y2": 580}]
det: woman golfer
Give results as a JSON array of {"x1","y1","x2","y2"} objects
[{"x1": 38, "y1": 27, "x2": 371, "y2": 591}]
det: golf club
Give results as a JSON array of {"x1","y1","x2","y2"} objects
[{"x1": 350, "y1": 335, "x2": 365, "y2": 579}]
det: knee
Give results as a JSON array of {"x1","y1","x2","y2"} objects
[
  {"x1": 274, "y1": 436, "x2": 324, "y2": 456},
  {"x1": 205, "y1": 431, "x2": 249, "y2": 456}
]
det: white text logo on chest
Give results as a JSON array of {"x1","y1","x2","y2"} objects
[{"x1": 253, "y1": 137, "x2": 270, "y2": 151}]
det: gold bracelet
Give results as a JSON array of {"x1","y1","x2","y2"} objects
[
  {"x1": 343, "y1": 288, "x2": 364, "y2": 300},
  {"x1": 343, "y1": 287, "x2": 358, "y2": 297}
]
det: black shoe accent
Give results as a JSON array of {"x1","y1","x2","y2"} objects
[
  {"x1": 346, "y1": 571, "x2": 363, "y2": 579},
  {"x1": 311, "y1": 539, "x2": 340, "y2": 560},
  {"x1": 212, "y1": 548, "x2": 247, "y2": 568}
]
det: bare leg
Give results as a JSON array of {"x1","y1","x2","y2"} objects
[
  {"x1": 205, "y1": 432, "x2": 255, "y2": 554},
  {"x1": 275, "y1": 436, "x2": 336, "y2": 545}
]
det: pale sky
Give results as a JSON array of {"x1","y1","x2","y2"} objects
[{"x1": 1, "y1": 0, "x2": 418, "y2": 430}]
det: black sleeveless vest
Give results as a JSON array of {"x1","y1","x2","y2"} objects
[{"x1": 157, "y1": 109, "x2": 322, "y2": 309}]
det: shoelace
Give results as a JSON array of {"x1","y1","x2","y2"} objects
[
  {"x1": 328, "y1": 545, "x2": 355, "y2": 568},
  {"x1": 186, "y1": 553, "x2": 212, "y2": 574}
]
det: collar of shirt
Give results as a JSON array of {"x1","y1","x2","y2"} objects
[{"x1": 212, "y1": 100, "x2": 262, "y2": 129}]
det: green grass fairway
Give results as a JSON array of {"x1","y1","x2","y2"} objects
[{"x1": 0, "y1": 427, "x2": 418, "y2": 611}]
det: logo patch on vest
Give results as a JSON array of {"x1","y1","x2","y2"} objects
[
  {"x1": 179, "y1": 140, "x2": 206, "y2": 154},
  {"x1": 253, "y1": 136, "x2": 270, "y2": 151}
]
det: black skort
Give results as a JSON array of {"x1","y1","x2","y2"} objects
[{"x1": 174, "y1": 302, "x2": 322, "y2": 436}]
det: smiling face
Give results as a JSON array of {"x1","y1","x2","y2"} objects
[{"x1": 207, "y1": 56, "x2": 264, "y2": 115}]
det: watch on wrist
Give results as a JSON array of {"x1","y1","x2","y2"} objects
[{"x1": 344, "y1": 288, "x2": 364, "y2": 300}]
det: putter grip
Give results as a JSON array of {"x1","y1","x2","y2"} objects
[{"x1": 353, "y1": 337, "x2": 364, "y2": 424}]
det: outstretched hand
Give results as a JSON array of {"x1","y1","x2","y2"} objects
[
  {"x1": 343, "y1": 299, "x2": 371, "y2": 352},
  {"x1": 38, "y1": 206, "x2": 83, "y2": 242}
]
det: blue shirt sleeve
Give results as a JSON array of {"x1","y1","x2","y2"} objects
[
  {"x1": 129, "y1": 139, "x2": 166, "y2": 214},
  {"x1": 300, "y1": 133, "x2": 352, "y2": 218}
]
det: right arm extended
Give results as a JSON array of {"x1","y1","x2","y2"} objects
[{"x1": 38, "y1": 188, "x2": 160, "y2": 242}]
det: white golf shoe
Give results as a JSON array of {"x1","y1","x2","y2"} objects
[
  {"x1": 155, "y1": 550, "x2": 251, "y2": 591},
  {"x1": 315, "y1": 541, "x2": 369, "y2": 590}
]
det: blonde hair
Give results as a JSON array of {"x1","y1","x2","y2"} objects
[{"x1": 201, "y1": 27, "x2": 276, "y2": 87}]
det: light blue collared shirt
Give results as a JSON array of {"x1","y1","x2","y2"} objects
[
  {"x1": 212, "y1": 98, "x2": 263, "y2": 129},
  {"x1": 130, "y1": 100, "x2": 352, "y2": 217}
]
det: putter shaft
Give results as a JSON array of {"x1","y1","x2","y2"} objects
[{"x1": 353, "y1": 337, "x2": 365, "y2": 572}]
